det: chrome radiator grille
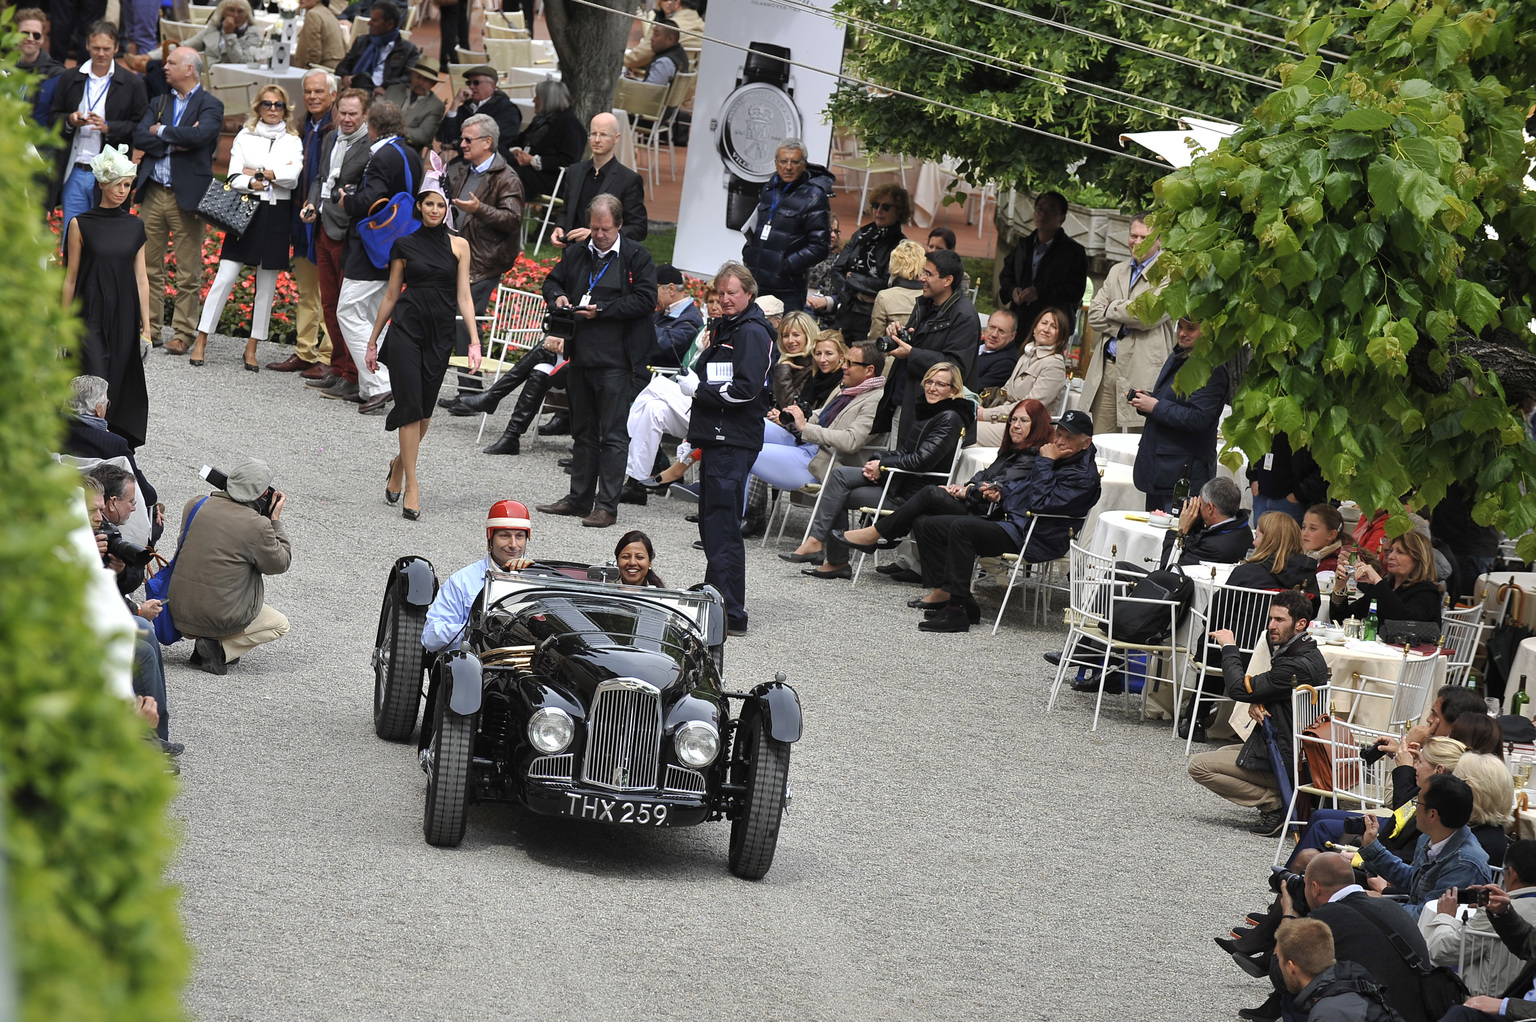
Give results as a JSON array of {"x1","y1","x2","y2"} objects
[
  {"x1": 580, "y1": 679, "x2": 661, "y2": 792},
  {"x1": 664, "y1": 765, "x2": 706, "y2": 796},
  {"x1": 527, "y1": 754, "x2": 573, "y2": 782}
]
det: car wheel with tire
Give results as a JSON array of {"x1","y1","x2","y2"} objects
[
  {"x1": 422, "y1": 694, "x2": 476, "y2": 847},
  {"x1": 373, "y1": 584, "x2": 427, "y2": 741},
  {"x1": 726, "y1": 714, "x2": 790, "y2": 880}
]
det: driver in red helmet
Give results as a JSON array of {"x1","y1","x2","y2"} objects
[{"x1": 422, "y1": 500, "x2": 535, "y2": 652}]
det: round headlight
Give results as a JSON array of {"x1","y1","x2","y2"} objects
[
  {"x1": 528, "y1": 707, "x2": 574, "y2": 754},
  {"x1": 674, "y1": 720, "x2": 720, "y2": 768}
]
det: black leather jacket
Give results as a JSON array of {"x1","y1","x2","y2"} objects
[{"x1": 872, "y1": 396, "x2": 970, "y2": 500}]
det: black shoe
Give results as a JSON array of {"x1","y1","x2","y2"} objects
[
  {"x1": 923, "y1": 599, "x2": 980, "y2": 625},
  {"x1": 192, "y1": 637, "x2": 227, "y2": 676},
  {"x1": 802, "y1": 564, "x2": 851, "y2": 580},
  {"x1": 483, "y1": 431, "x2": 521, "y2": 456},
  {"x1": 907, "y1": 597, "x2": 947, "y2": 610},
  {"x1": 1237, "y1": 992, "x2": 1282, "y2": 1022},
  {"x1": 1251, "y1": 808, "x2": 1287, "y2": 837},
  {"x1": 1043, "y1": 650, "x2": 1062, "y2": 666},
  {"x1": 1230, "y1": 950, "x2": 1271, "y2": 979},
  {"x1": 875, "y1": 563, "x2": 903, "y2": 576},
  {"x1": 1072, "y1": 671, "x2": 1122, "y2": 694},
  {"x1": 727, "y1": 622, "x2": 748, "y2": 637},
  {"x1": 619, "y1": 482, "x2": 649, "y2": 506},
  {"x1": 557, "y1": 456, "x2": 574, "y2": 468},
  {"x1": 685, "y1": 513, "x2": 700, "y2": 524},
  {"x1": 692, "y1": 539, "x2": 704, "y2": 550},
  {"x1": 779, "y1": 550, "x2": 824, "y2": 564},
  {"x1": 436, "y1": 395, "x2": 463, "y2": 410},
  {"x1": 538, "y1": 412, "x2": 570, "y2": 436},
  {"x1": 889, "y1": 568, "x2": 924, "y2": 584},
  {"x1": 158, "y1": 739, "x2": 185, "y2": 756},
  {"x1": 740, "y1": 513, "x2": 766, "y2": 539},
  {"x1": 918, "y1": 607, "x2": 971, "y2": 633},
  {"x1": 1176, "y1": 718, "x2": 1209, "y2": 744},
  {"x1": 831, "y1": 528, "x2": 882, "y2": 554},
  {"x1": 457, "y1": 389, "x2": 504, "y2": 415},
  {"x1": 442, "y1": 397, "x2": 475, "y2": 417}
]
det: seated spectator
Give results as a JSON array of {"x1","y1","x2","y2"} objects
[
  {"x1": 1187, "y1": 590, "x2": 1326, "y2": 833},
  {"x1": 805, "y1": 213, "x2": 844, "y2": 320},
  {"x1": 975, "y1": 307, "x2": 1067, "y2": 445},
  {"x1": 626, "y1": 288, "x2": 720, "y2": 491},
  {"x1": 1358, "y1": 773, "x2": 1492, "y2": 917},
  {"x1": 872, "y1": 247, "x2": 980, "y2": 444},
  {"x1": 623, "y1": 17, "x2": 688, "y2": 86},
  {"x1": 1166, "y1": 477, "x2": 1254, "y2": 567},
  {"x1": 1247, "y1": 433, "x2": 1325, "y2": 527},
  {"x1": 186, "y1": 0, "x2": 263, "y2": 64},
  {"x1": 293, "y1": 0, "x2": 348, "y2": 69},
  {"x1": 624, "y1": 0, "x2": 703, "y2": 73},
  {"x1": 923, "y1": 225, "x2": 971, "y2": 293},
  {"x1": 972, "y1": 309, "x2": 1019, "y2": 391},
  {"x1": 615, "y1": 529, "x2": 665, "y2": 587},
  {"x1": 906, "y1": 408, "x2": 1101, "y2": 632},
  {"x1": 15, "y1": 8, "x2": 64, "y2": 125},
  {"x1": 167, "y1": 458, "x2": 292, "y2": 675},
  {"x1": 866, "y1": 239, "x2": 925, "y2": 342},
  {"x1": 751, "y1": 337, "x2": 883, "y2": 499},
  {"x1": 336, "y1": 1, "x2": 421, "y2": 98},
  {"x1": 507, "y1": 80, "x2": 587, "y2": 201},
  {"x1": 63, "y1": 375, "x2": 159, "y2": 521},
  {"x1": 780, "y1": 361, "x2": 970, "y2": 579},
  {"x1": 769, "y1": 311, "x2": 817, "y2": 408},
  {"x1": 809, "y1": 184, "x2": 910, "y2": 343},
  {"x1": 837, "y1": 398, "x2": 1051, "y2": 555},
  {"x1": 1228, "y1": 511, "x2": 1323, "y2": 606},
  {"x1": 392, "y1": 60, "x2": 446, "y2": 148},
  {"x1": 1457, "y1": 752, "x2": 1516, "y2": 867},
  {"x1": 1456, "y1": 877, "x2": 1536, "y2": 1020},
  {"x1": 437, "y1": 64, "x2": 521, "y2": 152},
  {"x1": 649, "y1": 263, "x2": 704, "y2": 367},
  {"x1": 1329, "y1": 529, "x2": 1441, "y2": 624},
  {"x1": 1274, "y1": 917, "x2": 1403, "y2": 1022},
  {"x1": 794, "y1": 330, "x2": 847, "y2": 414},
  {"x1": 1301, "y1": 503, "x2": 1350, "y2": 574}
]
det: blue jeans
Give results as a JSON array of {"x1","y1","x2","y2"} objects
[
  {"x1": 1252, "y1": 493, "x2": 1307, "y2": 528},
  {"x1": 1286, "y1": 809, "x2": 1357, "y2": 866},
  {"x1": 750, "y1": 421, "x2": 819, "y2": 491},
  {"x1": 133, "y1": 617, "x2": 170, "y2": 742},
  {"x1": 61, "y1": 164, "x2": 97, "y2": 236}
]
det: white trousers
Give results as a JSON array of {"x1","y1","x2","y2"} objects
[
  {"x1": 337, "y1": 277, "x2": 392, "y2": 399},
  {"x1": 625, "y1": 377, "x2": 692, "y2": 480},
  {"x1": 198, "y1": 260, "x2": 280, "y2": 340}
]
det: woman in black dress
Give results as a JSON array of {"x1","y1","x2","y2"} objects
[
  {"x1": 365, "y1": 154, "x2": 481, "y2": 520},
  {"x1": 61, "y1": 145, "x2": 153, "y2": 448}
]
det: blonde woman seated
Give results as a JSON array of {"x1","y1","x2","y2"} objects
[
  {"x1": 769, "y1": 311, "x2": 818, "y2": 408},
  {"x1": 189, "y1": 85, "x2": 303, "y2": 370},
  {"x1": 865, "y1": 239, "x2": 926, "y2": 341},
  {"x1": 752, "y1": 334, "x2": 874, "y2": 495},
  {"x1": 975, "y1": 306, "x2": 1069, "y2": 445},
  {"x1": 1227, "y1": 511, "x2": 1322, "y2": 605}
]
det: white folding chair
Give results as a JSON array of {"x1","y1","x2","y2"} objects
[
  {"x1": 1352, "y1": 646, "x2": 1439, "y2": 732},
  {"x1": 990, "y1": 513, "x2": 1079, "y2": 633},
  {"x1": 451, "y1": 286, "x2": 548, "y2": 444},
  {"x1": 849, "y1": 433, "x2": 966, "y2": 586},
  {"x1": 526, "y1": 165, "x2": 566, "y2": 256},
  {"x1": 1047, "y1": 542, "x2": 1192, "y2": 731},
  {"x1": 1184, "y1": 580, "x2": 1284, "y2": 755},
  {"x1": 652, "y1": 71, "x2": 697, "y2": 181},
  {"x1": 1440, "y1": 604, "x2": 1485, "y2": 687}
]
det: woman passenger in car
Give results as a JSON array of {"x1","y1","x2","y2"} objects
[{"x1": 615, "y1": 530, "x2": 665, "y2": 588}]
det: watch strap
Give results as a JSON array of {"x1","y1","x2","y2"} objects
[
  {"x1": 742, "y1": 42, "x2": 791, "y2": 87},
  {"x1": 725, "y1": 176, "x2": 759, "y2": 231}
]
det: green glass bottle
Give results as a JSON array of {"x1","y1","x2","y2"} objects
[
  {"x1": 1363, "y1": 599, "x2": 1379, "y2": 641},
  {"x1": 1515, "y1": 675, "x2": 1531, "y2": 718}
]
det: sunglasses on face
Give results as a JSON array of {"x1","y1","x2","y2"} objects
[
  {"x1": 843, "y1": 359, "x2": 868, "y2": 368},
  {"x1": 869, "y1": 201, "x2": 896, "y2": 212},
  {"x1": 21, "y1": 30, "x2": 43, "y2": 39},
  {"x1": 259, "y1": 100, "x2": 287, "y2": 110}
]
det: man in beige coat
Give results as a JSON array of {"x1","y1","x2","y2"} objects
[
  {"x1": 1082, "y1": 213, "x2": 1173, "y2": 433},
  {"x1": 168, "y1": 459, "x2": 292, "y2": 675},
  {"x1": 789, "y1": 340, "x2": 888, "y2": 480},
  {"x1": 293, "y1": 0, "x2": 347, "y2": 69}
]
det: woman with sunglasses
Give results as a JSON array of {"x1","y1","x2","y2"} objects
[
  {"x1": 810, "y1": 184, "x2": 910, "y2": 343},
  {"x1": 190, "y1": 86, "x2": 303, "y2": 370}
]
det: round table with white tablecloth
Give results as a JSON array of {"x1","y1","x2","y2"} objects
[
  {"x1": 1244, "y1": 637, "x2": 1446, "y2": 733},
  {"x1": 1500, "y1": 636, "x2": 1536, "y2": 714},
  {"x1": 1088, "y1": 509, "x2": 1175, "y2": 571},
  {"x1": 1091, "y1": 432, "x2": 1141, "y2": 467}
]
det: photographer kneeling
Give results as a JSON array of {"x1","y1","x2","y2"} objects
[{"x1": 168, "y1": 458, "x2": 292, "y2": 675}]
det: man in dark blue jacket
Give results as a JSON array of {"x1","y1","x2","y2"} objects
[
  {"x1": 1131, "y1": 316, "x2": 1229, "y2": 511},
  {"x1": 132, "y1": 46, "x2": 221, "y2": 354},
  {"x1": 653, "y1": 264, "x2": 704, "y2": 366},
  {"x1": 688, "y1": 262, "x2": 774, "y2": 635},
  {"x1": 535, "y1": 193, "x2": 659, "y2": 528},
  {"x1": 914, "y1": 409, "x2": 1101, "y2": 632},
  {"x1": 740, "y1": 138, "x2": 834, "y2": 313}
]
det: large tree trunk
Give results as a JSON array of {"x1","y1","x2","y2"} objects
[{"x1": 543, "y1": 0, "x2": 632, "y2": 131}]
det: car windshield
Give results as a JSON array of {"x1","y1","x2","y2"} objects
[{"x1": 507, "y1": 594, "x2": 700, "y2": 654}]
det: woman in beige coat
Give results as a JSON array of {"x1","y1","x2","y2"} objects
[
  {"x1": 866, "y1": 239, "x2": 926, "y2": 341},
  {"x1": 975, "y1": 307, "x2": 1068, "y2": 445}
]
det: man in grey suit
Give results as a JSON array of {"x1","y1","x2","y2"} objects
[
  {"x1": 299, "y1": 87, "x2": 371, "y2": 399},
  {"x1": 387, "y1": 58, "x2": 445, "y2": 148}
]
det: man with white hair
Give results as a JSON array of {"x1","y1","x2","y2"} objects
[{"x1": 270, "y1": 68, "x2": 339, "y2": 373}]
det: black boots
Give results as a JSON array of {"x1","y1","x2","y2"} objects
[
  {"x1": 456, "y1": 370, "x2": 521, "y2": 415},
  {"x1": 483, "y1": 372, "x2": 553, "y2": 455},
  {"x1": 538, "y1": 411, "x2": 571, "y2": 435}
]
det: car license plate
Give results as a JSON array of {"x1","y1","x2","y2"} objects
[{"x1": 562, "y1": 792, "x2": 669, "y2": 826}]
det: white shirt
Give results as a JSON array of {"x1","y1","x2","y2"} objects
[
  {"x1": 1328, "y1": 884, "x2": 1365, "y2": 903},
  {"x1": 589, "y1": 235, "x2": 621, "y2": 260},
  {"x1": 1426, "y1": 833, "x2": 1452, "y2": 861},
  {"x1": 370, "y1": 39, "x2": 395, "y2": 87},
  {"x1": 666, "y1": 295, "x2": 693, "y2": 318},
  {"x1": 69, "y1": 63, "x2": 114, "y2": 166}
]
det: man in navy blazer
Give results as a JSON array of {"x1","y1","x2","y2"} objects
[
  {"x1": 133, "y1": 47, "x2": 223, "y2": 354},
  {"x1": 47, "y1": 21, "x2": 146, "y2": 229}
]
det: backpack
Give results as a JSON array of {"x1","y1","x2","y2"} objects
[
  {"x1": 143, "y1": 496, "x2": 208, "y2": 646},
  {"x1": 1343, "y1": 901, "x2": 1468, "y2": 1020},
  {"x1": 1107, "y1": 566, "x2": 1194, "y2": 644}
]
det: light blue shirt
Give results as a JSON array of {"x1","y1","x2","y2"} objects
[
  {"x1": 422, "y1": 556, "x2": 495, "y2": 652},
  {"x1": 151, "y1": 84, "x2": 200, "y2": 187}
]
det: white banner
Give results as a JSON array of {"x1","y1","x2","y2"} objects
[{"x1": 671, "y1": 0, "x2": 844, "y2": 278}]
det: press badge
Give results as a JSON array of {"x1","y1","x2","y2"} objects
[
  {"x1": 1263, "y1": 453, "x2": 1274, "y2": 470},
  {"x1": 706, "y1": 361, "x2": 733, "y2": 384},
  {"x1": 759, "y1": 223, "x2": 772, "y2": 241},
  {"x1": 578, "y1": 293, "x2": 592, "y2": 307}
]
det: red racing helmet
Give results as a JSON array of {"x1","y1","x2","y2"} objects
[{"x1": 486, "y1": 499, "x2": 532, "y2": 541}]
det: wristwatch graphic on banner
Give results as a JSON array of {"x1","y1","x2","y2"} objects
[{"x1": 712, "y1": 42, "x2": 800, "y2": 231}]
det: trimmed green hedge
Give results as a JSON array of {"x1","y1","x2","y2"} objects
[{"x1": 2, "y1": 17, "x2": 190, "y2": 1021}]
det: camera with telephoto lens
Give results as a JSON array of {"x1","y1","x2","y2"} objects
[
  {"x1": 543, "y1": 304, "x2": 578, "y2": 340},
  {"x1": 877, "y1": 325, "x2": 914, "y2": 353},
  {"x1": 1269, "y1": 866, "x2": 1309, "y2": 913},
  {"x1": 201, "y1": 465, "x2": 277, "y2": 518},
  {"x1": 99, "y1": 521, "x2": 155, "y2": 569}
]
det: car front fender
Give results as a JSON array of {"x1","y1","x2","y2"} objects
[
  {"x1": 396, "y1": 555, "x2": 438, "y2": 608},
  {"x1": 749, "y1": 675, "x2": 801, "y2": 744},
  {"x1": 445, "y1": 650, "x2": 483, "y2": 716}
]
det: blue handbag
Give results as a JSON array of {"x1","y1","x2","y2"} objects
[
  {"x1": 358, "y1": 139, "x2": 419, "y2": 269},
  {"x1": 144, "y1": 496, "x2": 208, "y2": 646}
]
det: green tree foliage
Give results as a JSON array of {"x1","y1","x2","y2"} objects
[
  {"x1": 1, "y1": 21, "x2": 190, "y2": 1021},
  {"x1": 1141, "y1": 0, "x2": 1536, "y2": 555},
  {"x1": 827, "y1": 0, "x2": 1309, "y2": 204}
]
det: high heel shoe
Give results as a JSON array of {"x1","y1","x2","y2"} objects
[
  {"x1": 188, "y1": 358, "x2": 205, "y2": 366},
  {"x1": 385, "y1": 458, "x2": 401, "y2": 505},
  {"x1": 402, "y1": 507, "x2": 421, "y2": 521}
]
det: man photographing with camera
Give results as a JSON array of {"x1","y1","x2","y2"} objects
[
  {"x1": 168, "y1": 458, "x2": 292, "y2": 675},
  {"x1": 872, "y1": 248, "x2": 979, "y2": 445}
]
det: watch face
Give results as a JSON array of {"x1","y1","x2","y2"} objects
[{"x1": 717, "y1": 82, "x2": 802, "y2": 182}]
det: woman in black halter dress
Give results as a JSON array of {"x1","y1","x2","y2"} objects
[{"x1": 366, "y1": 166, "x2": 481, "y2": 520}]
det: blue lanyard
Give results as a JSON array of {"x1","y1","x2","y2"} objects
[
  {"x1": 84, "y1": 73, "x2": 109, "y2": 114},
  {"x1": 767, "y1": 181, "x2": 786, "y2": 221},
  {"x1": 588, "y1": 252, "x2": 615, "y2": 292}
]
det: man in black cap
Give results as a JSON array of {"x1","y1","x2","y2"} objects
[
  {"x1": 653, "y1": 264, "x2": 704, "y2": 367},
  {"x1": 437, "y1": 65, "x2": 522, "y2": 156},
  {"x1": 910, "y1": 409, "x2": 1101, "y2": 632}
]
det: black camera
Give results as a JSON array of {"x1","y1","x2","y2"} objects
[
  {"x1": 1360, "y1": 741, "x2": 1389, "y2": 766},
  {"x1": 1341, "y1": 816, "x2": 1368, "y2": 835},
  {"x1": 1269, "y1": 866, "x2": 1309, "y2": 912},
  {"x1": 201, "y1": 465, "x2": 278, "y2": 518},
  {"x1": 544, "y1": 304, "x2": 578, "y2": 340},
  {"x1": 1457, "y1": 887, "x2": 1491, "y2": 906},
  {"x1": 99, "y1": 521, "x2": 155, "y2": 569},
  {"x1": 877, "y1": 325, "x2": 914, "y2": 353},
  {"x1": 1126, "y1": 388, "x2": 1138, "y2": 402}
]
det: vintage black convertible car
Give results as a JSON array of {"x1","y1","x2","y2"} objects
[{"x1": 371, "y1": 557, "x2": 802, "y2": 880}]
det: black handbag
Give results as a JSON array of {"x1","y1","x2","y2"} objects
[
  {"x1": 197, "y1": 178, "x2": 258, "y2": 238},
  {"x1": 1379, "y1": 619, "x2": 1442, "y2": 646}
]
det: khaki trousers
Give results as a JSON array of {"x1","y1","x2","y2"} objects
[
  {"x1": 1090, "y1": 369, "x2": 1143, "y2": 435},
  {"x1": 1188, "y1": 744, "x2": 1281, "y2": 812},
  {"x1": 140, "y1": 182, "x2": 204, "y2": 346},
  {"x1": 217, "y1": 604, "x2": 290, "y2": 661},
  {"x1": 291, "y1": 255, "x2": 331, "y2": 364}
]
